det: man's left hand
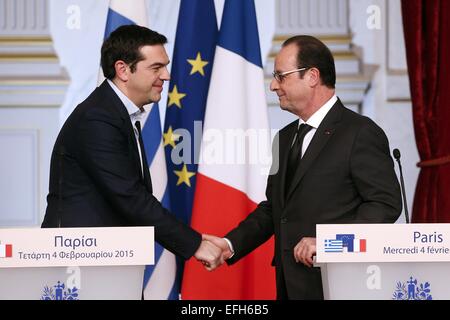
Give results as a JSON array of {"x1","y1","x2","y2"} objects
[{"x1": 293, "y1": 237, "x2": 316, "y2": 268}]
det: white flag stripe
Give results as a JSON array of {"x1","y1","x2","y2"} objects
[
  {"x1": 148, "y1": 142, "x2": 168, "y2": 201},
  {"x1": 0, "y1": 245, "x2": 5, "y2": 258},
  {"x1": 354, "y1": 239, "x2": 360, "y2": 252},
  {"x1": 109, "y1": 0, "x2": 147, "y2": 26},
  {"x1": 141, "y1": 104, "x2": 168, "y2": 201},
  {"x1": 198, "y1": 46, "x2": 271, "y2": 203},
  {"x1": 143, "y1": 247, "x2": 177, "y2": 299},
  {"x1": 325, "y1": 240, "x2": 343, "y2": 244}
]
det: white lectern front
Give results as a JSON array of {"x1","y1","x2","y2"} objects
[
  {"x1": 316, "y1": 224, "x2": 450, "y2": 300},
  {"x1": 0, "y1": 227, "x2": 154, "y2": 300}
]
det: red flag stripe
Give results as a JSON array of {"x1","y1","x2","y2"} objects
[
  {"x1": 182, "y1": 173, "x2": 276, "y2": 299},
  {"x1": 5, "y1": 244, "x2": 12, "y2": 258},
  {"x1": 360, "y1": 239, "x2": 366, "y2": 252}
]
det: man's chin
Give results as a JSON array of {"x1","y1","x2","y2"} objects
[
  {"x1": 279, "y1": 104, "x2": 289, "y2": 111},
  {"x1": 149, "y1": 94, "x2": 161, "y2": 104},
  {"x1": 279, "y1": 104, "x2": 297, "y2": 115}
]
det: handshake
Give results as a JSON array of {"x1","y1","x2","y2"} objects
[{"x1": 194, "y1": 234, "x2": 234, "y2": 271}]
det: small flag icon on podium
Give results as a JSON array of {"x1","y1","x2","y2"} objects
[{"x1": 0, "y1": 243, "x2": 12, "y2": 258}]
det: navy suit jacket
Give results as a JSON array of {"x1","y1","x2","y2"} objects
[
  {"x1": 42, "y1": 81, "x2": 201, "y2": 260},
  {"x1": 225, "y1": 99, "x2": 402, "y2": 299}
]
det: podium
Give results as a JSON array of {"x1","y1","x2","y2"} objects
[
  {"x1": 0, "y1": 227, "x2": 154, "y2": 300},
  {"x1": 0, "y1": 265, "x2": 145, "y2": 300},
  {"x1": 316, "y1": 224, "x2": 450, "y2": 300}
]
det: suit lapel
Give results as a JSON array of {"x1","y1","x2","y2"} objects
[
  {"x1": 100, "y1": 81, "x2": 143, "y2": 182},
  {"x1": 285, "y1": 100, "x2": 344, "y2": 201}
]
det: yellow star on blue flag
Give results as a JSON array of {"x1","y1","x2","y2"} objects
[
  {"x1": 174, "y1": 164, "x2": 195, "y2": 187},
  {"x1": 187, "y1": 52, "x2": 209, "y2": 76},
  {"x1": 168, "y1": 85, "x2": 186, "y2": 108}
]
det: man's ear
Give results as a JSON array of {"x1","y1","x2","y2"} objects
[
  {"x1": 308, "y1": 68, "x2": 321, "y2": 87},
  {"x1": 114, "y1": 60, "x2": 129, "y2": 82}
]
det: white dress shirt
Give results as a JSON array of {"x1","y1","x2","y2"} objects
[{"x1": 298, "y1": 95, "x2": 337, "y2": 158}]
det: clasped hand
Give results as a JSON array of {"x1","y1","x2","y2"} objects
[{"x1": 194, "y1": 234, "x2": 233, "y2": 271}]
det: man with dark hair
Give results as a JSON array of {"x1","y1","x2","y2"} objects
[
  {"x1": 204, "y1": 35, "x2": 402, "y2": 299},
  {"x1": 42, "y1": 25, "x2": 222, "y2": 268}
]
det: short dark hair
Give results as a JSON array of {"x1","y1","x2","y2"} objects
[
  {"x1": 101, "y1": 25, "x2": 167, "y2": 79},
  {"x1": 282, "y1": 35, "x2": 336, "y2": 89}
]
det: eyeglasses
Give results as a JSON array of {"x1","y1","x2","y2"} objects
[{"x1": 272, "y1": 67, "x2": 308, "y2": 83}]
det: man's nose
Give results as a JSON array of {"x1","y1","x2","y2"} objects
[
  {"x1": 270, "y1": 78, "x2": 279, "y2": 91},
  {"x1": 161, "y1": 67, "x2": 170, "y2": 81}
]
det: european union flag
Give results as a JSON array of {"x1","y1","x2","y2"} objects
[
  {"x1": 163, "y1": 0, "x2": 218, "y2": 284},
  {"x1": 164, "y1": 1, "x2": 218, "y2": 225},
  {"x1": 336, "y1": 234, "x2": 355, "y2": 252}
]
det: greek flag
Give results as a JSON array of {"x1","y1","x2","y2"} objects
[{"x1": 324, "y1": 240, "x2": 344, "y2": 252}]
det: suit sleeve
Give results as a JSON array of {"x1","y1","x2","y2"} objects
[
  {"x1": 76, "y1": 109, "x2": 201, "y2": 260},
  {"x1": 350, "y1": 119, "x2": 402, "y2": 223},
  {"x1": 225, "y1": 134, "x2": 278, "y2": 264}
]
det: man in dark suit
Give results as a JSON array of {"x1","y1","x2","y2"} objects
[
  {"x1": 42, "y1": 25, "x2": 222, "y2": 268},
  {"x1": 203, "y1": 35, "x2": 402, "y2": 299}
]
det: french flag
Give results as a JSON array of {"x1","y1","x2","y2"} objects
[
  {"x1": 353, "y1": 239, "x2": 367, "y2": 252},
  {"x1": 0, "y1": 244, "x2": 12, "y2": 258},
  {"x1": 181, "y1": 0, "x2": 276, "y2": 299}
]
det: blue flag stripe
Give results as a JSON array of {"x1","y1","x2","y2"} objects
[
  {"x1": 103, "y1": 9, "x2": 135, "y2": 38},
  {"x1": 142, "y1": 243, "x2": 164, "y2": 285},
  {"x1": 168, "y1": 274, "x2": 181, "y2": 300},
  {"x1": 160, "y1": 186, "x2": 171, "y2": 212},
  {"x1": 142, "y1": 103, "x2": 163, "y2": 167},
  {"x1": 218, "y1": 0, "x2": 262, "y2": 68}
]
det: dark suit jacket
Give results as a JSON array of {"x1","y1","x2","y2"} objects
[
  {"x1": 42, "y1": 81, "x2": 201, "y2": 260},
  {"x1": 225, "y1": 99, "x2": 402, "y2": 299}
]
